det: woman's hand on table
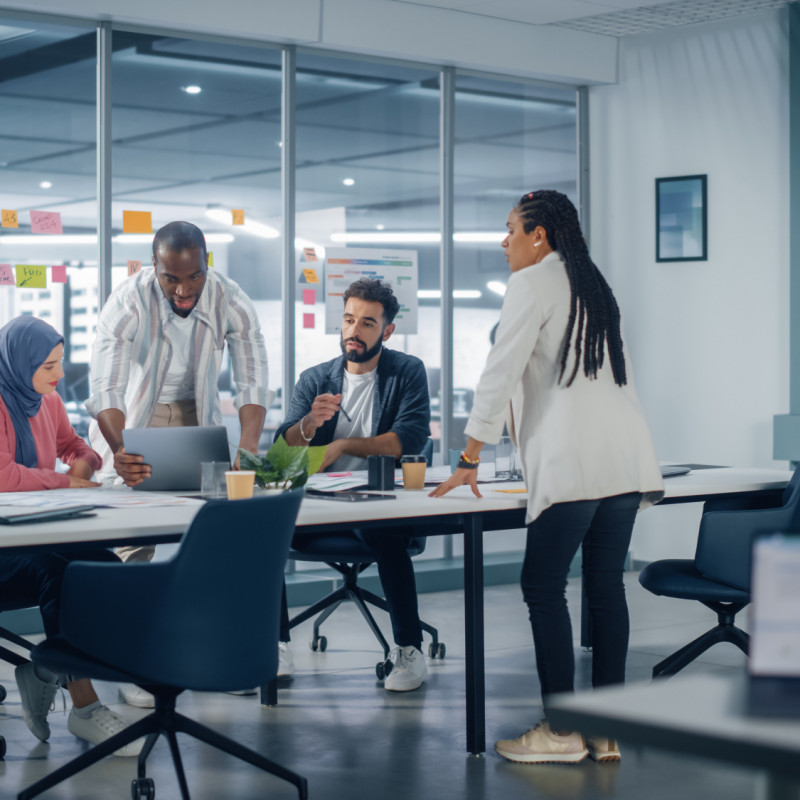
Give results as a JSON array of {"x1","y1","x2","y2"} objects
[
  {"x1": 428, "y1": 467, "x2": 482, "y2": 499},
  {"x1": 67, "y1": 474, "x2": 101, "y2": 488},
  {"x1": 66, "y1": 458, "x2": 101, "y2": 487}
]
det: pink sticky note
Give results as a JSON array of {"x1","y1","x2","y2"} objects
[
  {"x1": 302, "y1": 288, "x2": 316, "y2": 305},
  {"x1": 303, "y1": 313, "x2": 315, "y2": 329},
  {"x1": 51, "y1": 265, "x2": 67, "y2": 283},
  {"x1": 30, "y1": 210, "x2": 63, "y2": 234},
  {"x1": 0, "y1": 264, "x2": 14, "y2": 286}
]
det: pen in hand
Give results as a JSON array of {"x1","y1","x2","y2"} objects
[{"x1": 338, "y1": 403, "x2": 352, "y2": 422}]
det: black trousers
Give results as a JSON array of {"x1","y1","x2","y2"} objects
[
  {"x1": 281, "y1": 525, "x2": 423, "y2": 649},
  {"x1": 0, "y1": 548, "x2": 120, "y2": 638},
  {"x1": 521, "y1": 493, "x2": 641, "y2": 705}
]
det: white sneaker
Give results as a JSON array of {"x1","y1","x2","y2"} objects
[
  {"x1": 118, "y1": 683, "x2": 155, "y2": 708},
  {"x1": 278, "y1": 642, "x2": 294, "y2": 678},
  {"x1": 68, "y1": 705, "x2": 143, "y2": 757},
  {"x1": 495, "y1": 720, "x2": 588, "y2": 764},
  {"x1": 15, "y1": 662, "x2": 58, "y2": 742},
  {"x1": 384, "y1": 645, "x2": 427, "y2": 692}
]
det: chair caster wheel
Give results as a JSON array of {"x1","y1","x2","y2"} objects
[
  {"x1": 375, "y1": 659, "x2": 393, "y2": 680},
  {"x1": 428, "y1": 642, "x2": 446, "y2": 659},
  {"x1": 131, "y1": 777, "x2": 155, "y2": 799},
  {"x1": 0, "y1": 683, "x2": 7, "y2": 703},
  {"x1": 0, "y1": 735, "x2": 6, "y2": 759},
  {"x1": 309, "y1": 635, "x2": 327, "y2": 652}
]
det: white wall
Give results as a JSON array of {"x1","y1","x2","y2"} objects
[
  {"x1": 589, "y1": 8, "x2": 790, "y2": 560},
  {"x1": 0, "y1": 0, "x2": 617, "y2": 84}
]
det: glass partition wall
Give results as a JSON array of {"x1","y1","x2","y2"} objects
[{"x1": 0, "y1": 11, "x2": 578, "y2": 512}]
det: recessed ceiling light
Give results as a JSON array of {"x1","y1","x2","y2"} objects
[
  {"x1": 376, "y1": 224, "x2": 385, "y2": 231},
  {"x1": 342, "y1": 178, "x2": 355, "y2": 186},
  {"x1": 487, "y1": 281, "x2": 507, "y2": 296},
  {"x1": 182, "y1": 85, "x2": 202, "y2": 95},
  {"x1": 39, "y1": 181, "x2": 52, "y2": 189}
]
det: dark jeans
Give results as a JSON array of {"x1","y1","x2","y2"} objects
[
  {"x1": 0, "y1": 548, "x2": 120, "y2": 638},
  {"x1": 281, "y1": 525, "x2": 423, "y2": 649},
  {"x1": 521, "y1": 492, "x2": 641, "y2": 703}
]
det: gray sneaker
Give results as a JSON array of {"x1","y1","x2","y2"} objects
[
  {"x1": 586, "y1": 735, "x2": 621, "y2": 762},
  {"x1": 384, "y1": 645, "x2": 427, "y2": 692},
  {"x1": 67, "y1": 705, "x2": 143, "y2": 757},
  {"x1": 15, "y1": 662, "x2": 58, "y2": 742}
]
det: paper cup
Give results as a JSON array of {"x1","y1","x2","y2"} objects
[
  {"x1": 401, "y1": 455, "x2": 426, "y2": 490},
  {"x1": 225, "y1": 470, "x2": 255, "y2": 500}
]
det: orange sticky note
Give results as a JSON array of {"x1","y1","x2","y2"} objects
[
  {"x1": 122, "y1": 210, "x2": 153, "y2": 234},
  {"x1": 302, "y1": 268, "x2": 319, "y2": 284},
  {"x1": 51, "y1": 265, "x2": 68, "y2": 283},
  {"x1": 15, "y1": 264, "x2": 47, "y2": 288},
  {"x1": 232, "y1": 209, "x2": 245, "y2": 225},
  {"x1": 303, "y1": 247, "x2": 318, "y2": 262},
  {"x1": 127, "y1": 260, "x2": 142, "y2": 276},
  {"x1": 1, "y1": 210, "x2": 18, "y2": 228}
]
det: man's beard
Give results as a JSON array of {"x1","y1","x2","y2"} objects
[{"x1": 340, "y1": 334, "x2": 383, "y2": 363}]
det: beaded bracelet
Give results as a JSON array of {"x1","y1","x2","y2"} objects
[
  {"x1": 298, "y1": 415, "x2": 314, "y2": 443},
  {"x1": 457, "y1": 451, "x2": 480, "y2": 470}
]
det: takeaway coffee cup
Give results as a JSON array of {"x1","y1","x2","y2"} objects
[
  {"x1": 400, "y1": 455, "x2": 427, "y2": 490},
  {"x1": 225, "y1": 470, "x2": 255, "y2": 500}
]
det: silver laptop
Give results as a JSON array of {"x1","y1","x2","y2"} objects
[
  {"x1": 748, "y1": 532, "x2": 800, "y2": 717},
  {"x1": 122, "y1": 426, "x2": 231, "y2": 491}
]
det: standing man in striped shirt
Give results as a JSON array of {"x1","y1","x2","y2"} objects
[{"x1": 86, "y1": 219, "x2": 269, "y2": 514}]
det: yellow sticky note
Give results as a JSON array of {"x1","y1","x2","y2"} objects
[
  {"x1": 232, "y1": 209, "x2": 245, "y2": 225},
  {"x1": 302, "y1": 268, "x2": 319, "y2": 284},
  {"x1": 122, "y1": 210, "x2": 153, "y2": 234},
  {"x1": 1, "y1": 209, "x2": 18, "y2": 228},
  {"x1": 208, "y1": 251, "x2": 214, "y2": 268},
  {"x1": 15, "y1": 264, "x2": 47, "y2": 288},
  {"x1": 494, "y1": 488, "x2": 527, "y2": 494}
]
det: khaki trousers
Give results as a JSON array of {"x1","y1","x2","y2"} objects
[{"x1": 115, "y1": 399, "x2": 198, "y2": 563}]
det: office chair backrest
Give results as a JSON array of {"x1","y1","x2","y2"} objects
[
  {"x1": 62, "y1": 491, "x2": 303, "y2": 692},
  {"x1": 695, "y1": 464, "x2": 800, "y2": 592}
]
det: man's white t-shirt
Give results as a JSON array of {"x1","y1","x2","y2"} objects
[
  {"x1": 158, "y1": 314, "x2": 197, "y2": 403},
  {"x1": 329, "y1": 368, "x2": 377, "y2": 472}
]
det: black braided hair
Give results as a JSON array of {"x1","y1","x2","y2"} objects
[{"x1": 514, "y1": 190, "x2": 627, "y2": 387}]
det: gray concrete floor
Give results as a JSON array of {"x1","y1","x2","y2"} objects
[{"x1": 0, "y1": 572, "x2": 761, "y2": 800}]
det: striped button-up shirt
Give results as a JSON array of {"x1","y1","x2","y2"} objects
[{"x1": 86, "y1": 267, "x2": 269, "y2": 473}]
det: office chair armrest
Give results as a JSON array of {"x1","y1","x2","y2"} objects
[
  {"x1": 696, "y1": 505, "x2": 800, "y2": 590},
  {"x1": 58, "y1": 560, "x2": 173, "y2": 665}
]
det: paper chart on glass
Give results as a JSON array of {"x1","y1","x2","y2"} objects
[
  {"x1": 0, "y1": 488, "x2": 203, "y2": 509},
  {"x1": 306, "y1": 471, "x2": 370, "y2": 492}
]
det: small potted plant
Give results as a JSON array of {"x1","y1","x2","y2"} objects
[{"x1": 239, "y1": 435, "x2": 327, "y2": 492}]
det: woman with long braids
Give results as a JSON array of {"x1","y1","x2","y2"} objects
[{"x1": 431, "y1": 190, "x2": 663, "y2": 764}]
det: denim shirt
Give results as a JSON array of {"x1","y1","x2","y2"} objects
[{"x1": 275, "y1": 348, "x2": 430, "y2": 456}]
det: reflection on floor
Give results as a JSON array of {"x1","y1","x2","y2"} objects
[{"x1": 0, "y1": 573, "x2": 759, "y2": 800}]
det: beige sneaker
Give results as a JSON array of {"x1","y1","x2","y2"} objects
[
  {"x1": 586, "y1": 736, "x2": 621, "y2": 762},
  {"x1": 495, "y1": 721, "x2": 588, "y2": 764}
]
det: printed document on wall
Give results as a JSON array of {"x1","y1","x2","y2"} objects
[{"x1": 324, "y1": 247, "x2": 418, "y2": 335}]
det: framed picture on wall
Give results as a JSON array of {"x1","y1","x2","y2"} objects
[{"x1": 655, "y1": 174, "x2": 707, "y2": 262}]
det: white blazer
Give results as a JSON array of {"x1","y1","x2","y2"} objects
[{"x1": 465, "y1": 251, "x2": 664, "y2": 524}]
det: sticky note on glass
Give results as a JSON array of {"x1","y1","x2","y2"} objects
[
  {"x1": 0, "y1": 264, "x2": 14, "y2": 285},
  {"x1": 51, "y1": 265, "x2": 67, "y2": 283},
  {"x1": 303, "y1": 313, "x2": 315, "y2": 329},
  {"x1": 127, "y1": 260, "x2": 142, "y2": 276},
  {"x1": 122, "y1": 210, "x2": 153, "y2": 234},
  {"x1": 302, "y1": 288, "x2": 316, "y2": 305},
  {"x1": 15, "y1": 264, "x2": 47, "y2": 288},
  {"x1": 304, "y1": 247, "x2": 318, "y2": 262},
  {"x1": 302, "y1": 268, "x2": 319, "y2": 284},
  {"x1": 1, "y1": 210, "x2": 18, "y2": 228},
  {"x1": 232, "y1": 209, "x2": 245, "y2": 225},
  {"x1": 208, "y1": 251, "x2": 214, "y2": 268},
  {"x1": 30, "y1": 210, "x2": 62, "y2": 234}
]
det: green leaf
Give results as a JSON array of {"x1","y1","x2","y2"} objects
[
  {"x1": 240, "y1": 436, "x2": 327, "y2": 490},
  {"x1": 307, "y1": 445, "x2": 326, "y2": 477}
]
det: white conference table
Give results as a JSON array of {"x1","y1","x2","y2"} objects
[
  {"x1": 547, "y1": 672, "x2": 800, "y2": 800},
  {"x1": 0, "y1": 466, "x2": 792, "y2": 755}
]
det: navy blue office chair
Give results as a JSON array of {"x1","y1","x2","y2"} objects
[
  {"x1": 639, "y1": 466, "x2": 800, "y2": 678},
  {"x1": 287, "y1": 440, "x2": 445, "y2": 677},
  {"x1": 18, "y1": 492, "x2": 307, "y2": 800}
]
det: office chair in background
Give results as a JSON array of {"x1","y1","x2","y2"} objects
[
  {"x1": 638, "y1": 465, "x2": 800, "y2": 678},
  {"x1": 286, "y1": 439, "x2": 446, "y2": 679},
  {"x1": 0, "y1": 612, "x2": 35, "y2": 759},
  {"x1": 19, "y1": 492, "x2": 307, "y2": 800}
]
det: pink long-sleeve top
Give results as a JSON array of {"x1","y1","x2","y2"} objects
[{"x1": 0, "y1": 391, "x2": 102, "y2": 491}]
